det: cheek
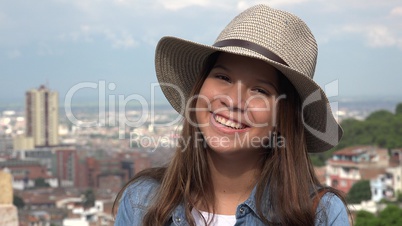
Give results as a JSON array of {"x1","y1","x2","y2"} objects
[
  {"x1": 247, "y1": 97, "x2": 275, "y2": 117},
  {"x1": 248, "y1": 110, "x2": 272, "y2": 126},
  {"x1": 195, "y1": 92, "x2": 212, "y2": 125},
  {"x1": 196, "y1": 80, "x2": 221, "y2": 110},
  {"x1": 246, "y1": 97, "x2": 277, "y2": 126}
]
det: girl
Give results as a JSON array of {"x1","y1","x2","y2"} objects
[{"x1": 113, "y1": 4, "x2": 350, "y2": 226}]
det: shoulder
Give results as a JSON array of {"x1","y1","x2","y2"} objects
[
  {"x1": 122, "y1": 178, "x2": 161, "y2": 209},
  {"x1": 114, "y1": 178, "x2": 161, "y2": 225},
  {"x1": 315, "y1": 192, "x2": 350, "y2": 226}
]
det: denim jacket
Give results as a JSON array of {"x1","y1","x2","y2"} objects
[{"x1": 114, "y1": 179, "x2": 350, "y2": 226}]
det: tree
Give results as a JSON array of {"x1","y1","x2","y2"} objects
[
  {"x1": 396, "y1": 103, "x2": 402, "y2": 115},
  {"x1": 365, "y1": 110, "x2": 394, "y2": 121},
  {"x1": 34, "y1": 178, "x2": 50, "y2": 188},
  {"x1": 355, "y1": 205, "x2": 402, "y2": 226},
  {"x1": 13, "y1": 194, "x2": 25, "y2": 209},
  {"x1": 354, "y1": 210, "x2": 380, "y2": 226},
  {"x1": 307, "y1": 103, "x2": 402, "y2": 166},
  {"x1": 333, "y1": 104, "x2": 402, "y2": 150},
  {"x1": 346, "y1": 180, "x2": 371, "y2": 204},
  {"x1": 378, "y1": 205, "x2": 402, "y2": 226},
  {"x1": 397, "y1": 191, "x2": 402, "y2": 203},
  {"x1": 83, "y1": 189, "x2": 96, "y2": 209},
  {"x1": 309, "y1": 154, "x2": 326, "y2": 167}
]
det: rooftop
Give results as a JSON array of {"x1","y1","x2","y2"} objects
[
  {"x1": 333, "y1": 146, "x2": 373, "y2": 156},
  {"x1": 360, "y1": 168, "x2": 387, "y2": 180}
]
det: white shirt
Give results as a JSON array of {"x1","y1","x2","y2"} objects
[{"x1": 191, "y1": 208, "x2": 236, "y2": 226}]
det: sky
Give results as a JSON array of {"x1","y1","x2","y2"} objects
[{"x1": 1, "y1": 0, "x2": 402, "y2": 107}]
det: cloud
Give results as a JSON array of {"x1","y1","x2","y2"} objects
[
  {"x1": 0, "y1": 11, "x2": 6, "y2": 24},
  {"x1": 103, "y1": 30, "x2": 138, "y2": 49},
  {"x1": 60, "y1": 25, "x2": 138, "y2": 49},
  {"x1": 2, "y1": 0, "x2": 402, "y2": 52},
  {"x1": 390, "y1": 6, "x2": 402, "y2": 17},
  {"x1": 157, "y1": 0, "x2": 311, "y2": 11},
  {"x1": 36, "y1": 42, "x2": 65, "y2": 56},
  {"x1": 315, "y1": 1, "x2": 402, "y2": 51},
  {"x1": 158, "y1": 0, "x2": 211, "y2": 10},
  {"x1": 338, "y1": 24, "x2": 402, "y2": 49},
  {"x1": 365, "y1": 25, "x2": 398, "y2": 48},
  {"x1": 237, "y1": 0, "x2": 311, "y2": 10},
  {"x1": 6, "y1": 50, "x2": 21, "y2": 59}
]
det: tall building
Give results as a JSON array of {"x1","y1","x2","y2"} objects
[
  {"x1": 55, "y1": 147, "x2": 79, "y2": 187},
  {"x1": 25, "y1": 85, "x2": 59, "y2": 147}
]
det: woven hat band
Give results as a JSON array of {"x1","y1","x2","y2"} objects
[{"x1": 213, "y1": 39, "x2": 289, "y2": 66}]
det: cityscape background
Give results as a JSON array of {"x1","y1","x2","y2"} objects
[
  {"x1": 1, "y1": 0, "x2": 402, "y2": 106},
  {"x1": 1, "y1": 0, "x2": 402, "y2": 225}
]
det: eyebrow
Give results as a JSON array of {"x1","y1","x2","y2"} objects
[
  {"x1": 212, "y1": 64, "x2": 279, "y2": 93},
  {"x1": 256, "y1": 79, "x2": 279, "y2": 93},
  {"x1": 211, "y1": 64, "x2": 231, "y2": 72}
]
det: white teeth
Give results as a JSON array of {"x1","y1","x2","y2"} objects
[
  {"x1": 214, "y1": 115, "x2": 245, "y2": 129},
  {"x1": 229, "y1": 122, "x2": 235, "y2": 128}
]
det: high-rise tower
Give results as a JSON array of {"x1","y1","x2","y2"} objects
[{"x1": 25, "y1": 85, "x2": 59, "y2": 147}]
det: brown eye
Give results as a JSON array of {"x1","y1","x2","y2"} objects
[
  {"x1": 252, "y1": 88, "x2": 270, "y2": 96},
  {"x1": 215, "y1": 74, "x2": 231, "y2": 82}
]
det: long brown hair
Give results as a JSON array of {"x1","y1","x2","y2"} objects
[{"x1": 112, "y1": 52, "x2": 348, "y2": 225}]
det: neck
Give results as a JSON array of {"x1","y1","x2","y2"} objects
[{"x1": 206, "y1": 149, "x2": 262, "y2": 214}]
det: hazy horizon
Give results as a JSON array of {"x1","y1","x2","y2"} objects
[{"x1": 1, "y1": 1, "x2": 402, "y2": 104}]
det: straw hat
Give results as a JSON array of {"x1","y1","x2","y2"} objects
[{"x1": 155, "y1": 4, "x2": 342, "y2": 153}]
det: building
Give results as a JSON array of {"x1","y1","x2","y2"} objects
[
  {"x1": 12, "y1": 134, "x2": 34, "y2": 151},
  {"x1": 79, "y1": 157, "x2": 132, "y2": 192},
  {"x1": 368, "y1": 171, "x2": 394, "y2": 202},
  {"x1": 326, "y1": 146, "x2": 389, "y2": 193},
  {"x1": 14, "y1": 147, "x2": 58, "y2": 176},
  {"x1": 0, "y1": 170, "x2": 19, "y2": 226},
  {"x1": 0, "y1": 134, "x2": 13, "y2": 156},
  {"x1": 78, "y1": 157, "x2": 119, "y2": 189},
  {"x1": 0, "y1": 159, "x2": 58, "y2": 190},
  {"x1": 387, "y1": 149, "x2": 402, "y2": 194},
  {"x1": 25, "y1": 85, "x2": 59, "y2": 147},
  {"x1": 55, "y1": 148, "x2": 79, "y2": 187},
  {"x1": 75, "y1": 152, "x2": 151, "y2": 190},
  {"x1": 365, "y1": 149, "x2": 402, "y2": 202}
]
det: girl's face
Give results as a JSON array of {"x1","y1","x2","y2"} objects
[{"x1": 195, "y1": 52, "x2": 280, "y2": 154}]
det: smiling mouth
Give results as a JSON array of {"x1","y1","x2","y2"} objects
[{"x1": 213, "y1": 114, "x2": 247, "y2": 130}]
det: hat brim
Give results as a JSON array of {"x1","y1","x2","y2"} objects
[{"x1": 155, "y1": 36, "x2": 343, "y2": 153}]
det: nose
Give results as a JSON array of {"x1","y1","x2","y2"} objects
[{"x1": 219, "y1": 82, "x2": 247, "y2": 112}]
